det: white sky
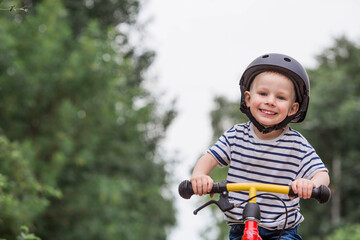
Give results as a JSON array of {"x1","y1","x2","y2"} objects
[{"x1": 141, "y1": 1, "x2": 360, "y2": 239}]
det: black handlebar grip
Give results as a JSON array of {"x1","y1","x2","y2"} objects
[
  {"x1": 310, "y1": 185, "x2": 331, "y2": 204},
  {"x1": 178, "y1": 180, "x2": 228, "y2": 199},
  {"x1": 178, "y1": 180, "x2": 194, "y2": 199},
  {"x1": 289, "y1": 185, "x2": 331, "y2": 204}
]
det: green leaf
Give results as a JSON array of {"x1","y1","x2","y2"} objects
[{"x1": 0, "y1": 0, "x2": 177, "y2": 239}]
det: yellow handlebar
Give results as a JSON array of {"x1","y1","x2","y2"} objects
[
  {"x1": 225, "y1": 183, "x2": 290, "y2": 203},
  {"x1": 178, "y1": 180, "x2": 331, "y2": 204}
]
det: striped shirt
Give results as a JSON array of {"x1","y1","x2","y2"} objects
[{"x1": 208, "y1": 122, "x2": 327, "y2": 230}]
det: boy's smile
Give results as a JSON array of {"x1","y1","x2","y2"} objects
[{"x1": 244, "y1": 71, "x2": 299, "y2": 130}]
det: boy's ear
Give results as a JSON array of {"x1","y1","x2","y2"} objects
[
  {"x1": 244, "y1": 91, "x2": 251, "y2": 108},
  {"x1": 288, "y1": 102, "x2": 300, "y2": 116}
]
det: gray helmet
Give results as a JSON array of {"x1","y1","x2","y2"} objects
[{"x1": 239, "y1": 53, "x2": 310, "y2": 133}]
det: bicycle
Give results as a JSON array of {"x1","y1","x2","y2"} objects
[{"x1": 178, "y1": 180, "x2": 331, "y2": 240}]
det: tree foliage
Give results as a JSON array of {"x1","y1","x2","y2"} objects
[
  {"x1": 0, "y1": 136, "x2": 58, "y2": 240},
  {"x1": 297, "y1": 36, "x2": 360, "y2": 239},
  {"x1": 326, "y1": 224, "x2": 360, "y2": 240},
  {"x1": 0, "y1": 0, "x2": 176, "y2": 239},
  {"x1": 206, "y1": 36, "x2": 360, "y2": 240}
]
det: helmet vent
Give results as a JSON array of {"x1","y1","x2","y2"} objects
[
  {"x1": 262, "y1": 54, "x2": 269, "y2": 58},
  {"x1": 284, "y1": 57, "x2": 291, "y2": 62}
]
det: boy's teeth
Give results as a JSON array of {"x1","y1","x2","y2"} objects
[{"x1": 263, "y1": 110, "x2": 274, "y2": 115}]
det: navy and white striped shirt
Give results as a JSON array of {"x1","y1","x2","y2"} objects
[{"x1": 208, "y1": 122, "x2": 327, "y2": 230}]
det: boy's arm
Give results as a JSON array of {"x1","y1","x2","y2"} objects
[
  {"x1": 311, "y1": 171, "x2": 330, "y2": 187},
  {"x1": 190, "y1": 153, "x2": 219, "y2": 196},
  {"x1": 291, "y1": 170, "x2": 330, "y2": 199}
]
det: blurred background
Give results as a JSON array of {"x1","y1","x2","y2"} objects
[{"x1": 0, "y1": 0, "x2": 359, "y2": 240}]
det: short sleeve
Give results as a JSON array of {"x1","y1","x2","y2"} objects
[
  {"x1": 297, "y1": 149, "x2": 328, "y2": 180},
  {"x1": 207, "y1": 127, "x2": 234, "y2": 167}
]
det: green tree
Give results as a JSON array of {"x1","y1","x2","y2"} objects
[
  {"x1": 326, "y1": 224, "x2": 360, "y2": 240},
  {"x1": 0, "y1": 0, "x2": 176, "y2": 239},
  {"x1": 297, "y1": 36, "x2": 360, "y2": 239},
  {"x1": 0, "y1": 136, "x2": 58, "y2": 240},
  {"x1": 19, "y1": 0, "x2": 140, "y2": 37},
  {"x1": 205, "y1": 37, "x2": 360, "y2": 239}
]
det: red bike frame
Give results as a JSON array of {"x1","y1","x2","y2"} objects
[{"x1": 242, "y1": 220, "x2": 261, "y2": 240}]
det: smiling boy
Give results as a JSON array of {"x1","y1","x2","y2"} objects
[
  {"x1": 244, "y1": 71, "x2": 299, "y2": 140},
  {"x1": 190, "y1": 53, "x2": 330, "y2": 240}
]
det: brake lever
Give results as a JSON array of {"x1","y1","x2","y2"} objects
[{"x1": 193, "y1": 190, "x2": 234, "y2": 215}]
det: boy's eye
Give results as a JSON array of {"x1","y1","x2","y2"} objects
[
  {"x1": 259, "y1": 92, "x2": 267, "y2": 96},
  {"x1": 277, "y1": 96, "x2": 286, "y2": 100}
]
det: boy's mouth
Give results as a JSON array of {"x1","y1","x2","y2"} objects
[{"x1": 260, "y1": 109, "x2": 276, "y2": 115}]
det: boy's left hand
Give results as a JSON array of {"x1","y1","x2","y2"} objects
[{"x1": 291, "y1": 178, "x2": 315, "y2": 199}]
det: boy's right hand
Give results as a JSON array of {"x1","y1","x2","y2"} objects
[{"x1": 190, "y1": 175, "x2": 214, "y2": 197}]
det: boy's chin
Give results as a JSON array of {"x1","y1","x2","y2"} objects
[
  {"x1": 259, "y1": 123, "x2": 277, "y2": 128},
  {"x1": 255, "y1": 122, "x2": 286, "y2": 133}
]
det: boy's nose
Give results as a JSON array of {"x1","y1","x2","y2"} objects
[{"x1": 265, "y1": 95, "x2": 276, "y2": 106}]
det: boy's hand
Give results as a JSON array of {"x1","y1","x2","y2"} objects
[
  {"x1": 190, "y1": 175, "x2": 214, "y2": 197},
  {"x1": 291, "y1": 178, "x2": 315, "y2": 199}
]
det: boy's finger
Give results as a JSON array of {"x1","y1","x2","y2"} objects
[
  {"x1": 306, "y1": 184, "x2": 314, "y2": 199},
  {"x1": 297, "y1": 181, "x2": 304, "y2": 198},
  {"x1": 291, "y1": 181, "x2": 298, "y2": 194},
  {"x1": 192, "y1": 178, "x2": 203, "y2": 195},
  {"x1": 202, "y1": 178, "x2": 208, "y2": 195},
  {"x1": 207, "y1": 181, "x2": 213, "y2": 193}
]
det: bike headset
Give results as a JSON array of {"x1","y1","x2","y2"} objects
[{"x1": 239, "y1": 53, "x2": 310, "y2": 134}]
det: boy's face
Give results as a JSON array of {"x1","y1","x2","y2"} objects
[{"x1": 244, "y1": 72, "x2": 299, "y2": 128}]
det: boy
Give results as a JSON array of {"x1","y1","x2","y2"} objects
[{"x1": 190, "y1": 53, "x2": 330, "y2": 240}]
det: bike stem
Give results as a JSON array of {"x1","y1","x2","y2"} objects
[
  {"x1": 242, "y1": 202, "x2": 262, "y2": 240},
  {"x1": 249, "y1": 187, "x2": 257, "y2": 203},
  {"x1": 242, "y1": 188, "x2": 262, "y2": 240}
]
